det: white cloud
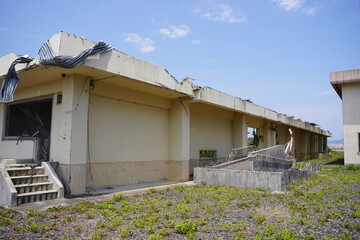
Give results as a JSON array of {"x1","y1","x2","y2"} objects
[
  {"x1": 192, "y1": 40, "x2": 201, "y2": 45},
  {"x1": 159, "y1": 25, "x2": 190, "y2": 39},
  {"x1": 196, "y1": 3, "x2": 247, "y2": 24},
  {"x1": 272, "y1": 0, "x2": 304, "y2": 11},
  {"x1": 124, "y1": 33, "x2": 155, "y2": 53},
  {"x1": 303, "y1": 7, "x2": 317, "y2": 16},
  {"x1": 272, "y1": 0, "x2": 319, "y2": 16}
]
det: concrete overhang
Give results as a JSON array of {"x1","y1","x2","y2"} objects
[
  {"x1": 192, "y1": 87, "x2": 332, "y2": 137},
  {"x1": 330, "y1": 69, "x2": 360, "y2": 99},
  {"x1": 0, "y1": 31, "x2": 332, "y2": 137},
  {"x1": 0, "y1": 32, "x2": 194, "y2": 100}
]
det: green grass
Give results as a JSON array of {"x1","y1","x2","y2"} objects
[{"x1": 2, "y1": 152, "x2": 360, "y2": 239}]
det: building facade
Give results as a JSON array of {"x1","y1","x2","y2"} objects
[
  {"x1": 330, "y1": 69, "x2": 360, "y2": 165},
  {"x1": 0, "y1": 32, "x2": 331, "y2": 194}
]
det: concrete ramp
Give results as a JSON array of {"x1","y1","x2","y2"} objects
[{"x1": 194, "y1": 145, "x2": 310, "y2": 192}]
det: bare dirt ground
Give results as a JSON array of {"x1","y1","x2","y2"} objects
[{"x1": 1, "y1": 162, "x2": 359, "y2": 240}]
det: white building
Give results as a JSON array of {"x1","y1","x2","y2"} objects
[
  {"x1": 330, "y1": 69, "x2": 360, "y2": 165},
  {"x1": 0, "y1": 31, "x2": 331, "y2": 195}
]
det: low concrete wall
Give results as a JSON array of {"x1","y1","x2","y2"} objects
[
  {"x1": 194, "y1": 167, "x2": 310, "y2": 192},
  {"x1": 248, "y1": 145, "x2": 285, "y2": 158},
  {"x1": 215, "y1": 155, "x2": 293, "y2": 172},
  {"x1": 0, "y1": 164, "x2": 17, "y2": 207},
  {"x1": 42, "y1": 162, "x2": 64, "y2": 198}
]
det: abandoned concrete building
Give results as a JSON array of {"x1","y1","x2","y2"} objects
[
  {"x1": 0, "y1": 32, "x2": 331, "y2": 205},
  {"x1": 330, "y1": 69, "x2": 360, "y2": 165}
]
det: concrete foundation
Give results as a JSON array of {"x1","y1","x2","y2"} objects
[{"x1": 194, "y1": 167, "x2": 310, "y2": 192}]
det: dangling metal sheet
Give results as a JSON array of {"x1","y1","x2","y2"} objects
[
  {"x1": 38, "y1": 40, "x2": 113, "y2": 68},
  {"x1": 0, "y1": 40, "x2": 113, "y2": 103},
  {"x1": 0, "y1": 56, "x2": 33, "y2": 102}
]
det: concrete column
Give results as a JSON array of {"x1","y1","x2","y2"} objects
[
  {"x1": 323, "y1": 136, "x2": 328, "y2": 152},
  {"x1": 262, "y1": 123, "x2": 269, "y2": 148},
  {"x1": 262, "y1": 122, "x2": 276, "y2": 148},
  {"x1": 309, "y1": 133, "x2": 318, "y2": 158},
  {"x1": 298, "y1": 130, "x2": 308, "y2": 160},
  {"x1": 307, "y1": 132, "x2": 311, "y2": 155},
  {"x1": 318, "y1": 135, "x2": 324, "y2": 153},
  {"x1": 277, "y1": 124, "x2": 289, "y2": 145},
  {"x1": 58, "y1": 75, "x2": 89, "y2": 195},
  {"x1": 232, "y1": 114, "x2": 248, "y2": 148},
  {"x1": 168, "y1": 100, "x2": 190, "y2": 181}
]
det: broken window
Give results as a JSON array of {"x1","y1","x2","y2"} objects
[
  {"x1": 4, "y1": 98, "x2": 52, "y2": 138},
  {"x1": 199, "y1": 150, "x2": 217, "y2": 160}
]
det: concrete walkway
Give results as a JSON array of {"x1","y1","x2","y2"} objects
[{"x1": 11, "y1": 181, "x2": 195, "y2": 213}]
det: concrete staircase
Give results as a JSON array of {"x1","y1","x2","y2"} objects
[{"x1": 0, "y1": 159, "x2": 64, "y2": 206}]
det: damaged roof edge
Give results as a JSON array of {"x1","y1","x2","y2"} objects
[
  {"x1": 193, "y1": 87, "x2": 332, "y2": 137},
  {"x1": 52, "y1": 31, "x2": 193, "y2": 95},
  {"x1": 0, "y1": 31, "x2": 332, "y2": 137}
]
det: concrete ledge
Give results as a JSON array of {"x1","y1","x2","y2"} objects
[
  {"x1": 0, "y1": 164, "x2": 17, "y2": 207},
  {"x1": 194, "y1": 167, "x2": 310, "y2": 192},
  {"x1": 42, "y1": 162, "x2": 64, "y2": 198}
]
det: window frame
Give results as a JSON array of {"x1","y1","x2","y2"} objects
[{"x1": 2, "y1": 96, "x2": 53, "y2": 140}]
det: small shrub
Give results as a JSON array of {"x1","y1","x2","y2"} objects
[
  {"x1": 332, "y1": 166, "x2": 344, "y2": 172},
  {"x1": 149, "y1": 234, "x2": 162, "y2": 240},
  {"x1": 0, "y1": 209, "x2": 13, "y2": 226},
  {"x1": 254, "y1": 214, "x2": 267, "y2": 225},
  {"x1": 26, "y1": 208, "x2": 45, "y2": 218},
  {"x1": 350, "y1": 209, "x2": 360, "y2": 218},
  {"x1": 85, "y1": 209, "x2": 98, "y2": 219},
  {"x1": 146, "y1": 188, "x2": 159, "y2": 195},
  {"x1": 27, "y1": 222, "x2": 41, "y2": 233},
  {"x1": 91, "y1": 229, "x2": 104, "y2": 240},
  {"x1": 112, "y1": 194, "x2": 125, "y2": 202},
  {"x1": 158, "y1": 228, "x2": 171, "y2": 236},
  {"x1": 176, "y1": 219, "x2": 197, "y2": 235},
  {"x1": 118, "y1": 226, "x2": 133, "y2": 238},
  {"x1": 346, "y1": 164, "x2": 360, "y2": 171}
]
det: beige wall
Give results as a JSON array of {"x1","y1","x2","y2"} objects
[
  {"x1": 87, "y1": 82, "x2": 171, "y2": 188},
  {"x1": 190, "y1": 103, "x2": 233, "y2": 160},
  {"x1": 89, "y1": 83, "x2": 170, "y2": 163}
]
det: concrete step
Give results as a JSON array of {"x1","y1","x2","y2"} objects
[
  {"x1": 17, "y1": 190, "x2": 58, "y2": 205},
  {"x1": 17, "y1": 189, "x2": 57, "y2": 197},
  {"x1": 5, "y1": 164, "x2": 28, "y2": 168},
  {"x1": 7, "y1": 167, "x2": 45, "y2": 177},
  {"x1": 15, "y1": 182, "x2": 53, "y2": 194},
  {"x1": 10, "y1": 174, "x2": 49, "y2": 185}
]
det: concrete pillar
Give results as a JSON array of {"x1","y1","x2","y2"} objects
[
  {"x1": 309, "y1": 133, "x2": 318, "y2": 158},
  {"x1": 318, "y1": 135, "x2": 324, "y2": 153},
  {"x1": 58, "y1": 75, "x2": 89, "y2": 195},
  {"x1": 168, "y1": 100, "x2": 190, "y2": 181},
  {"x1": 298, "y1": 130, "x2": 308, "y2": 160},
  {"x1": 277, "y1": 124, "x2": 289, "y2": 145},
  {"x1": 232, "y1": 114, "x2": 247, "y2": 148},
  {"x1": 263, "y1": 122, "x2": 276, "y2": 148},
  {"x1": 323, "y1": 136, "x2": 328, "y2": 152},
  {"x1": 232, "y1": 114, "x2": 248, "y2": 157}
]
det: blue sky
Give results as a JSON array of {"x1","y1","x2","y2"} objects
[{"x1": 1, "y1": 0, "x2": 359, "y2": 140}]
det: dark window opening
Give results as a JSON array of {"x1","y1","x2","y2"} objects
[
  {"x1": 358, "y1": 133, "x2": 360, "y2": 153},
  {"x1": 56, "y1": 93, "x2": 62, "y2": 105},
  {"x1": 5, "y1": 99, "x2": 52, "y2": 138}
]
